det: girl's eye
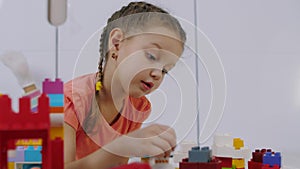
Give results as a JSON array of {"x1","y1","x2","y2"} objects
[
  {"x1": 162, "y1": 68, "x2": 168, "y2": 74},
  {"x1": 146, "y1": 52, "x2": 157, "y2": 61}
]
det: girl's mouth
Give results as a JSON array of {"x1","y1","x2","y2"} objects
[{"x1": 141, "y1": 81, "x2": 154, "y2": 90}]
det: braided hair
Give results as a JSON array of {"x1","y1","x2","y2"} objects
[
  {"x1": 97, "y1": 1, "x2": 186, "y2": 92},
  {"x1": 84, "y1": 1, "x2": 186, "y2": 134}
]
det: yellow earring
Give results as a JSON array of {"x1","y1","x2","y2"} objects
[{"x1": 96, "y1": 81, "x2": 102, "y2": 91}]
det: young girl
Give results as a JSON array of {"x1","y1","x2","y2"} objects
[{"x1": 64, "y1": 1, "x2": 186, "y2": 169}]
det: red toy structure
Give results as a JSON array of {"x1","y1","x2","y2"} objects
[{"x1": 0, "y1": 94, "x2": 63, "y2": 169}]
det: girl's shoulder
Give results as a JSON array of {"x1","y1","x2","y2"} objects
[
  {"x1": 64, "y1": 73, "x2": 96, "y2": 97},
  {"x1": 128, "y1": 96, "x2": 151, "y2": 112},
  {"x1": 122, "y1": 96, "x2": 151, "y2": 123}
]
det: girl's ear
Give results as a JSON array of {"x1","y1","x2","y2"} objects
[{"x1": 108, "y1": 28, "x2": 124, "y2": 52}]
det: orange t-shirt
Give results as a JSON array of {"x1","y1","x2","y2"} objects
[{"x1": 64, "y1": 73, "x2": 151, "y2": 159}]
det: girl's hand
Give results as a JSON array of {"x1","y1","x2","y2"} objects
[{"x1": 103, "y1": 124, "x2": 176, "y2": 158}]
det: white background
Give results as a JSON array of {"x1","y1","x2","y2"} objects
[{"x1": 0, "y1": 0, "x2": 299, "y2": 168}]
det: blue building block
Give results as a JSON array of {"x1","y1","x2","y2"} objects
[
  {"x1": 263, "y1": 152, "x2": 281, "y2": 167},
  {"x1": 24, "y1": 146, "x2": 42, "y2": 162},
  {"x1": 48, "y1": 94, "x2": 64, "y2": 107},
  {"x1": 188, "y1": 146, "x2": 212, "y2": 163}
]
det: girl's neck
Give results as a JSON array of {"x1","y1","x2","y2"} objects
[{"x1": 100, "y1": 69, "x2": 127, "y2": 112}]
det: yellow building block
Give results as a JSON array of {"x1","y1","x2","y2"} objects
[
  {"x1": 8, "y1": 162, "x2": 15, "y2": 169},
  {"x1": 50, "y1": 127, "x2": 64, "y2": 140},
  {"x1": 15, "y1": 139, "x2": 42, "y2": 146},
  {"x1": 232, "y1": 158, "x2": 245, "y2": 169},
  {"x1": 233, "y1": 138, "x2": 244, "y2": 150}
]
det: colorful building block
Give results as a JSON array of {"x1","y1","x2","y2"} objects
[
  {"x1": 214, "y1": 156, "x2": 232, "y2": 168},
  {"x1": 14, "y1": 146, "x2": 25, "y2": 162},
  {"x1": 173, "y1": 141, "x2": 196, "y2": 163},
  {"x1": 8, "y1": 161, "x2": 15, "y2": 169},
  {"x1": 110, "y1": 162, "x2": 151, "y2": 169},
  {"x1": 248, "y1": 149, "x2": 280, "y2": 169},
  {"x1": 42, "y1": 78, "x2": 63, "y2": 94},
  {"x1": 262, "y1": 164, "x2": 280, "y2": 169},
  {"x1": 233, "y1": 138, "x2": 244, "y2": 150},
  {"x1": 248, "y1": 160, "x2": 263, "y2": 169},
  {"x1": 180, "y1": 146, "x2": 222, "y2": 169},
  {"x1": 50, "y1": 138, "x2": 64, "y2": 169},
  {"x1": 48, "y1": 94, "x2": 64, "y2": 107},
  {"x1": 212, "y1": 134, "x2": 251, "y2": 159},
  {"x1": 22, "y1": 164, "x2": 42, "y2": 169},
  {"x1": 180, "y1": 158, "x2": 222, "y2": 169},
  {"x1": 263, "y1": 152, "x2": 281, "y2": 168},
  {"x1": 188, "y1": 146, "x2": 211, "y2": 163},
  {"x1": 50, "y1": 127, "x2": 64, "y2": 140},
  {"x1": 24, "y1": 146, "x2": 42, "y2": 162},
  {"x1": 252, "y1": 149, "x2": 271, "y2": 163},
  {"x1": 232, "y1": 158, "x2": 245, "y2": 169}
]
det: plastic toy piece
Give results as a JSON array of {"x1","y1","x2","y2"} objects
[
  {"x1": 188, "y1": 146, "x2": 211, "y2": 163},
  {"x1": 262, "y1": 164, "x2": 280, "y2": 169},
  {"x1": 15, "y1": 139, "x2": 42, "y2": 146},
  {"x1": 110, "y1": 162, "x2": 151, "y2": 169},
  {"x1": 180, "y1": 146, "x2": 221, "y2": 169},
  {"x1": 248, "y1": 160, "x2": 263, "y2": 169},
  {"x1": 42, "y1": 78, "x2": 63, "y2": 94},
  {"x1": 252, "y1": 149, "x2": 271, "y2": 163},
  {"x1": 248, "y1": 149, "x2": 279, "y2": 169},
  {"x1": 50, "y1": 138, "x2": 64, "y2": 169},
  {"x1": 263, "y1": 152, "x2": 281, "y2": 168},
  {"x1": 8, "y1": 162, "x2": 14, "y2": 169},
  {"x1": 24, "y1": 146, "x2": 42, "y2": 162},
  {"x1": 155, "y1": 157, "x2": 169, "y2": 163},
  {"x1": 214, "y1": 156, "x2": 232, "y2": 168},
  {"x1": 173, "y1": 140, "x2": 197, "y2": 163},
  {"x1": 48, "y1": 94, "x2": 64, "y2": 107},
  {"x1": 50, "y1": 127, "x2": 64, "y2": 140},
  {"x1": 233, "y1": 138, "x2": 244, "y2": 150},
  {"x1": 50, "y1": 106, "x2": 64, "y2": 113},
  {"x1": 232, "y1": 158, "x2": 245, "y2": 169},
  {"x1": 180, "y1": 158, "x2": 222, "y2": 169},
  {"x1": 42, "y1": 78, "x2": 64, "y2": 141},
  {"x1": 212, "y1": 134, "x2": 251, "y2": 159}
]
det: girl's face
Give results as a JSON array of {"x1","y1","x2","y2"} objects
[{"x1": 112, "y1": 27, "x2": 184, "y2": 98}]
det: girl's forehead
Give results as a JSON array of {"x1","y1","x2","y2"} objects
[{"x1": 126, "y1": 26, "x2": 183, "y2": 43}]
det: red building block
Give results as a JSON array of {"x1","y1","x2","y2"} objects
[
  {"x1": 110, "y1": 163, "x2": 151, "y2": 169},
  {"x1": 215, "y1": 156, "x2": 232, "y2": 168},
  {"x1": 252, "y1": 149, "x2": 272, "y2": 163},
  {"x1": 262, "y1": 164, "x2": 280, "y2": 169},
  {"x1": 180, "y1": 158, "x2": 222, "y2": 169},
  {"x1": 50, "y1": 138, "x2": 64, "y2": 169},
  {"x1": 248, "y1": 160, "x2": 263, "y2": 169}
]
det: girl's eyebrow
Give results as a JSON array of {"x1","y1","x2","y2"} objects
[{"x1": 150, "y1": 43, "x2": 162, "y2": 49}]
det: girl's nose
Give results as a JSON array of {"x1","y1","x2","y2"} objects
[{"x1": 150, "y1": 68, "x2": 163, "y2": 80}]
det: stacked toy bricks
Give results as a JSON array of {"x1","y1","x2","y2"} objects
[
  {"x1": 248, "y1": 149, "x2": 281, "y2": 169},
  {"x1": 212, "y1": 134, "x2": 251, "y2": 169},
  {"x1": 0, "y1": 78, "x2": 64, "y2": 169},
  {"x1": 179, "y1": 146, "x2": 222, "y2": 169},
  {"x1": 43, "y1": 78, "x2": 64, "y2": 140},
  {"x1": 8, "y1": 139, "x2": 42, "y2": 169}
]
